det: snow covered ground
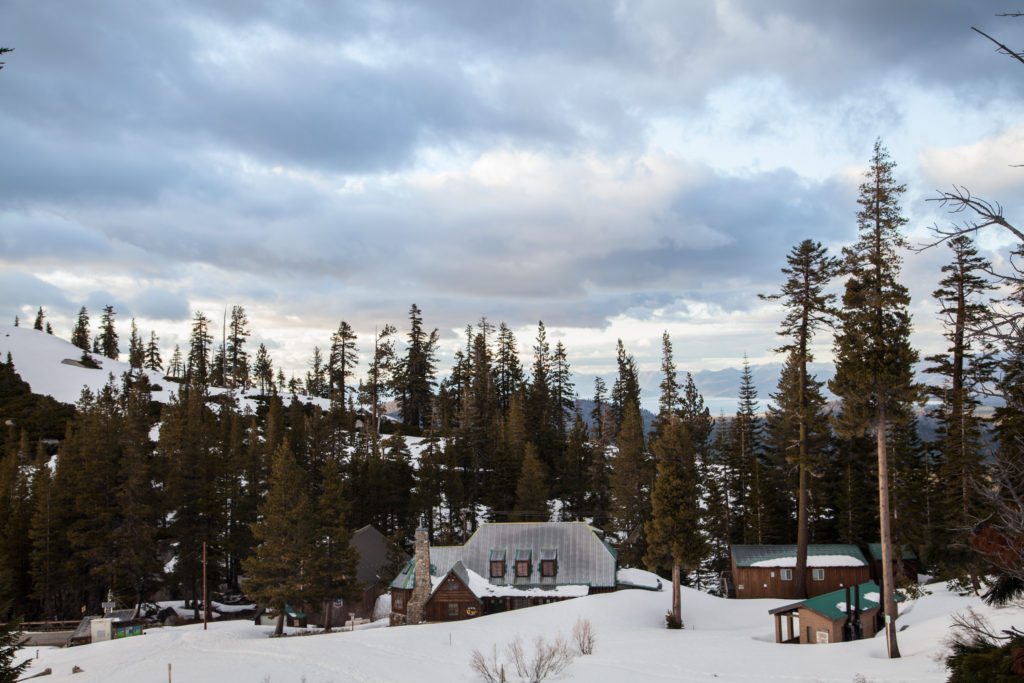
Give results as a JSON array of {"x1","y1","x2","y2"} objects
[{"x1": 17, "y1": 580, "x2": 1022, "y2": 683}]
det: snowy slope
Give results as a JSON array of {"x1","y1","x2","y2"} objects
[
  {"x1": 18, "y1": 582, "x2": 1021, "y2": 683},
  {"x1": 0, "y1": 325, "x2": 175, "y2": 405},
  {"x1": 0, "y1": 324, "x2": 332, "y2": 414}
]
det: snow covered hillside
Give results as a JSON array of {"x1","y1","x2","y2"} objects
[
  {"x1": 19, "y1": 581, "x2": 1023, "y2": 683},
  {"x1": 0, "y1": 324, "x2": 176, "y2": 405}
]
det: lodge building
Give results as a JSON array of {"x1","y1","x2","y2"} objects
[
  {"x1": 724, "y1": 544, "x2": 871, "y2": 600},
  {"x1": 389, "y1": 522, "x2": 621, "y2": 624}
]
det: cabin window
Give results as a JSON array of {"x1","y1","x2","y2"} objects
[
  {"x1": 812, "y1": 568, "x2": 825, "y2": 581},
  {"x1": 446, "y1": 577, "x2": 459, "y2": 591},
  {"x1": 490, "y1": 561, "x2": 506, "y2": 578},
  {"x1": 393, "y1": 593, "x2": 404, "y2": 610},
  {"x1": 540, "y1": 548, "x2": 557, "y2": 578},
  {"x1": 447, "y1": 602, "x2": 459, "y2": 617},
  {"x1": 515, "y1": 549, "x2": 532, "y2": 578},
  {"x1": 780, "y1": 568, "x2": 793, "y2": 581}
]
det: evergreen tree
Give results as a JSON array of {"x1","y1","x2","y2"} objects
[
  {"x1": 494, "y1": 322, "x2": 524, "y2": 414},
  {"x1": 312, "y1": 454, "x2": 359, "y2": 631},
  {"x1": 168, "y1": 344, "x2": 183, "y2": 380},
  {"x1": 611, "y1": 340, "x2": 641, "y2": 434},
  {"x1": 654, "y1": 332, "x2": 679, "y2": 438},
  {"x1": 609, "y1": 401, "x2": 650, "y2": 567},
  {"x1": 253, "y1": 343, "x2": 274, "y2": 395},
  {"x1": 360, "y1": 325, "x2": 396, "y2": 433},
  {"x1": 561, "y1": 411, "x2": 592, "y2": 521},
  {"x1": 144, "y1": 331, "x2": 163, "y2": 372},
  {"x1": 32, "y1": 307, "x2": 44, "y2": 331},
  {"x1": 644, "y1": 417, "x2": 705, "y2": 627},
  {"x1": 70, "y1": 307, "x2": 90, "y2": 351},
  {"x1": 305, "y1": 346, "x2": 327, "y2": 398},
  {"x1": 242, "y1": 441, "x2": 317, "y2": 637},
  {"x1": 398, "y1": 304, "x2": 439, "y2": 430},
  {"x1": 829, "y1": 139, "x2": 919, "y2": 659},
  {"x1": 925, "y1": 235, "x2": 994, "y2": 575},
  {"x1": 0, "y1": 609, "x2": 29, "y2": 683},
  {"x1": 328, "y1": 321, "x2": 358, "y2": 408},
  {"x1": 44, "y1": 322, "x2": 52, "y2": 335},
  {"x1": 514, "y1": 443, "x2": 549, "y2": 522},
  {"x1": 187, "y1": 311, "x2": 213, "y2": 387},
  {"x1": 226, "y1": 305, "x2": 251, "y2": 390},
  {"x1": 128, "y1": 319, "x2": 144, "y2": 370},
  {"x1": 760, "y1": 237, "x2": 839, "y2": 597},
  {"x1": 97, "y1": 305, "x2": 119, "y2": 360}
]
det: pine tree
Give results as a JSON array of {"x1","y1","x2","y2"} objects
[
  {"x1": 144, "y1": 331, "x2": 163, "y2": 372},
  {"x1": 44, "y1": 322, "x2": 52, "y2": 335},
  {"x1": 829, "y1": 139, "x2": 919, "y2": 659},
  {"x1": 306, "y1": 347, "x2": 327, "y2": 398},
  {"x1": 328, "y1": 321, "x2": 358, "y2": 408},
  {"x1": 312, "y1": 454, "x2": 359, "y2": 631},
  {"x1": 168, "y1": 344, "x2": 183, "y2": 379},
  {"x1": 609, "y1": 401, "x2": 650, "y2": 567},
  {"x1": 70, "y1": 307, "x2": 90, "y2": 351},
  {"x1": 253, "y1": 343, "x2": 274, "y2": 395},
  {"x1": 398, "y1": 304, "x2": 439, "y2": 430},
  {"x1": 561, "y1": 411, "x2": 592, "y2": 521},
  {"x1": 32, "y1": 307, "x2": 44, "y2": 331},
  {"x1": 654, "y1": 332, "x2": 679, "y2": 438},
  {"x1": 128, "y1": 319, "x2": 144, "y2": 370},
  {"x1": 242, "y1": 441, "x2": 317, "y2": 637},
  {"x1": 187, "y1": 311, "x2": 213, "y2": 387},
  {"x1": 494, "y1": 323, "x2": 524, "y2": 414},
  {"x1": 0, "y1": 608, "x2": 29, "y2": 683},
  {"x1": 227, "y1": 305, "x2": 251, "y2": 390},
  {"x1": 644, "y1": 417, "x2": 705, "y2": 628},
  {"x1": 925, "y1": 235, "x2": 994, "y2": 574},
  {"x1": 611, "y1": 340, "x2": 641, "y2": 434},
  {"x1": 760, "y1": 238, "x2": 839, "y2": 597},
  {"x1": 514, "y1": 443, "x2": 550, "y2": 522},
  {"x1": 97, "y1": 305, "x2": 119, "y2": 360},
  {"x1": 360, "y1": 325, "x2": 396, "y2": 433}
]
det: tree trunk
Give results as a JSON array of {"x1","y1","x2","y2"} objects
[
  {"x1": 671, "y1": 562, "x2": 681, "y2": 627},
  {"x1": 795, "y1": 356, "x2": 809, "y2": 599},
  {"x1": 274, "y1": 611, "x2": 284, "y2": 637},
  {"x1": 323, "y1": 600, "x2": 333, "y2": 633},
  {"x1": 876, "y1": 403, "x2": 901, "y2": 658}
]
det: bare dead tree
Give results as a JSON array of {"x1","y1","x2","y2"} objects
[
  {"x1": 571, "y1": 617, "x2": 595, "y2": 655},
  {"x1": 922, "y1": 187, "x2": 1024, "y2": 250},
  {"x1": 972, "y1": 25, "x2": 1024, "y2": 67}
]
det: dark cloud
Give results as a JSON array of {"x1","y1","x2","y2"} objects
[
  {"x1": 128, "y1": 288, "x2": 191, "y2": 322},
  {"x1": 0, "y1": 270, "x2": 72, "y2": 315}
]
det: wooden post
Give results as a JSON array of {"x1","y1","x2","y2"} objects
[
  {"x1": 202, "y1": 542, "x2": 208, "y2": 631},
  {"x1": 786, "y1": 613, "x2": 794, "y2": 642},
  {"x1": 168, "y1": 663, "x2": 172, "y2": 683},
  {"x1": 774, "y1": 614, "x2": 782, "y2": 643}
]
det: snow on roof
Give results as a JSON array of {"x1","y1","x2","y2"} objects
[
  {"x1": 433, "y1": 563, "x2": 589, "y2": 599},
  {"x1": 732, "y1": 544, "x2": 867, "y2": 568},
  {"x1": 616, "y1": 568, "x2": 663, "y2": 591},
  {"x1": 749, "y1": 554, "x2": 865, "y2": 568}
]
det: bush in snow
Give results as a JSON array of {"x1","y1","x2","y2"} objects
[
  {"x1": 572, "y1": 618, "x2": 595, "y2": 655},
  {"x1": 470, "y1": 634, "x2": 576, "y2": 683}
]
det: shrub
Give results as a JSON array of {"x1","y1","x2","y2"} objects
[{"x1": 572, "y1": 618, "x2": 595, "y2": 655}]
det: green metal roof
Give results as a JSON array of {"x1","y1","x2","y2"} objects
[
  {"x1": 867, "y1": 543, "x2": 918, "y2": 561},
  {"x1": 731, "y1": 544, "x2": 867, "y2": 568},
  {"x1": 389, "y1": 559, "x2": 416, "y2": 590},
  {"x1": 800, "y1": 581, "x2": 880, "y2": 621}
]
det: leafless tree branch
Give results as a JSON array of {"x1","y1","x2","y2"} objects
[{"x1": 972, "y1": 26, "x2": 1024, "y2": 66}]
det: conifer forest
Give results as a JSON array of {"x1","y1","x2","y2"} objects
[{"x1": 2, "y1": 140, "x2": 1022, "y2": 632}]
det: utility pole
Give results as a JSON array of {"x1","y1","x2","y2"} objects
[{"x1": 202, "y1": 541, "x2": 208, "y2": 631}]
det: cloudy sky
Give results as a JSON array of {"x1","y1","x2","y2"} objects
[{"x1": 2, "y1": 1, "x2": 1023, "y2": 408}]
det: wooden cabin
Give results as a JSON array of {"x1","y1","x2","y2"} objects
[
  {"x1": 865, "y1": 543, "x2": 921, "y2": 585},
  {"x1": 726, "y1": 544, "x2": 871, "y2": 599},
  {"x1": 769, "y1": 581, "x2": 882, "y2": 645},
  {"x1": 390, "y1": 522, "x2": 617, "y2": 624}
]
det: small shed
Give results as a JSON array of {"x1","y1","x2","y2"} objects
[
  {"x1": 770, "y1": 581, "x2": 883, "y2": 645},
  {"x1": 865, "y1": 543, "x2": 921, "y2": 585},
  {"x1": 729, "y1": 544, "x2": 871, "y2": 599}
]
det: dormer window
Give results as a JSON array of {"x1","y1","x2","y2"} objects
[
  {"x1": 489, "y1": 549, "x2": 506, "y2": 579},
  {"x1": 540, "y1": 548, "x2": 557, "y2": 578},
  {"x1": 515, "y1": 549, "x2": 532, "y2": 578}
]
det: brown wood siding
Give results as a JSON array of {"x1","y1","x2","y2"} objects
[
  {"x1": 390, "y1": 588, "x2": 411, "y2": 614},
  {"x1": 732, "y1": 566, "x2": 871, "y2": 599},
  {"x1": 798, "y1": 607, "x2": 879, "y2": 644},
  {"x1": 424, "y1": 573, "x2": 482, "y2": 622}
]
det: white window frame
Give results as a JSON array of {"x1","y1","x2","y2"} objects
[
  {"x1": 812, "y1": 568, "x2": 825, "y2": 581},
  {"x1": 780, "y1": 568, "x2": 793, "y2": 581}
]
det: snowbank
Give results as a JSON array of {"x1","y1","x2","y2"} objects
[{"x1": 750, "y1": 554, "x2": 866, "y2": 568}]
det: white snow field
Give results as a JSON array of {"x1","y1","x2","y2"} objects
[{"x1": 17, "y1": 581, "x2": 1023, "y2": 683}]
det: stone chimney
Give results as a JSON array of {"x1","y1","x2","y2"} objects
[{"x1": 405, "y1": 525, "x2": 431, "y2": 624}]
